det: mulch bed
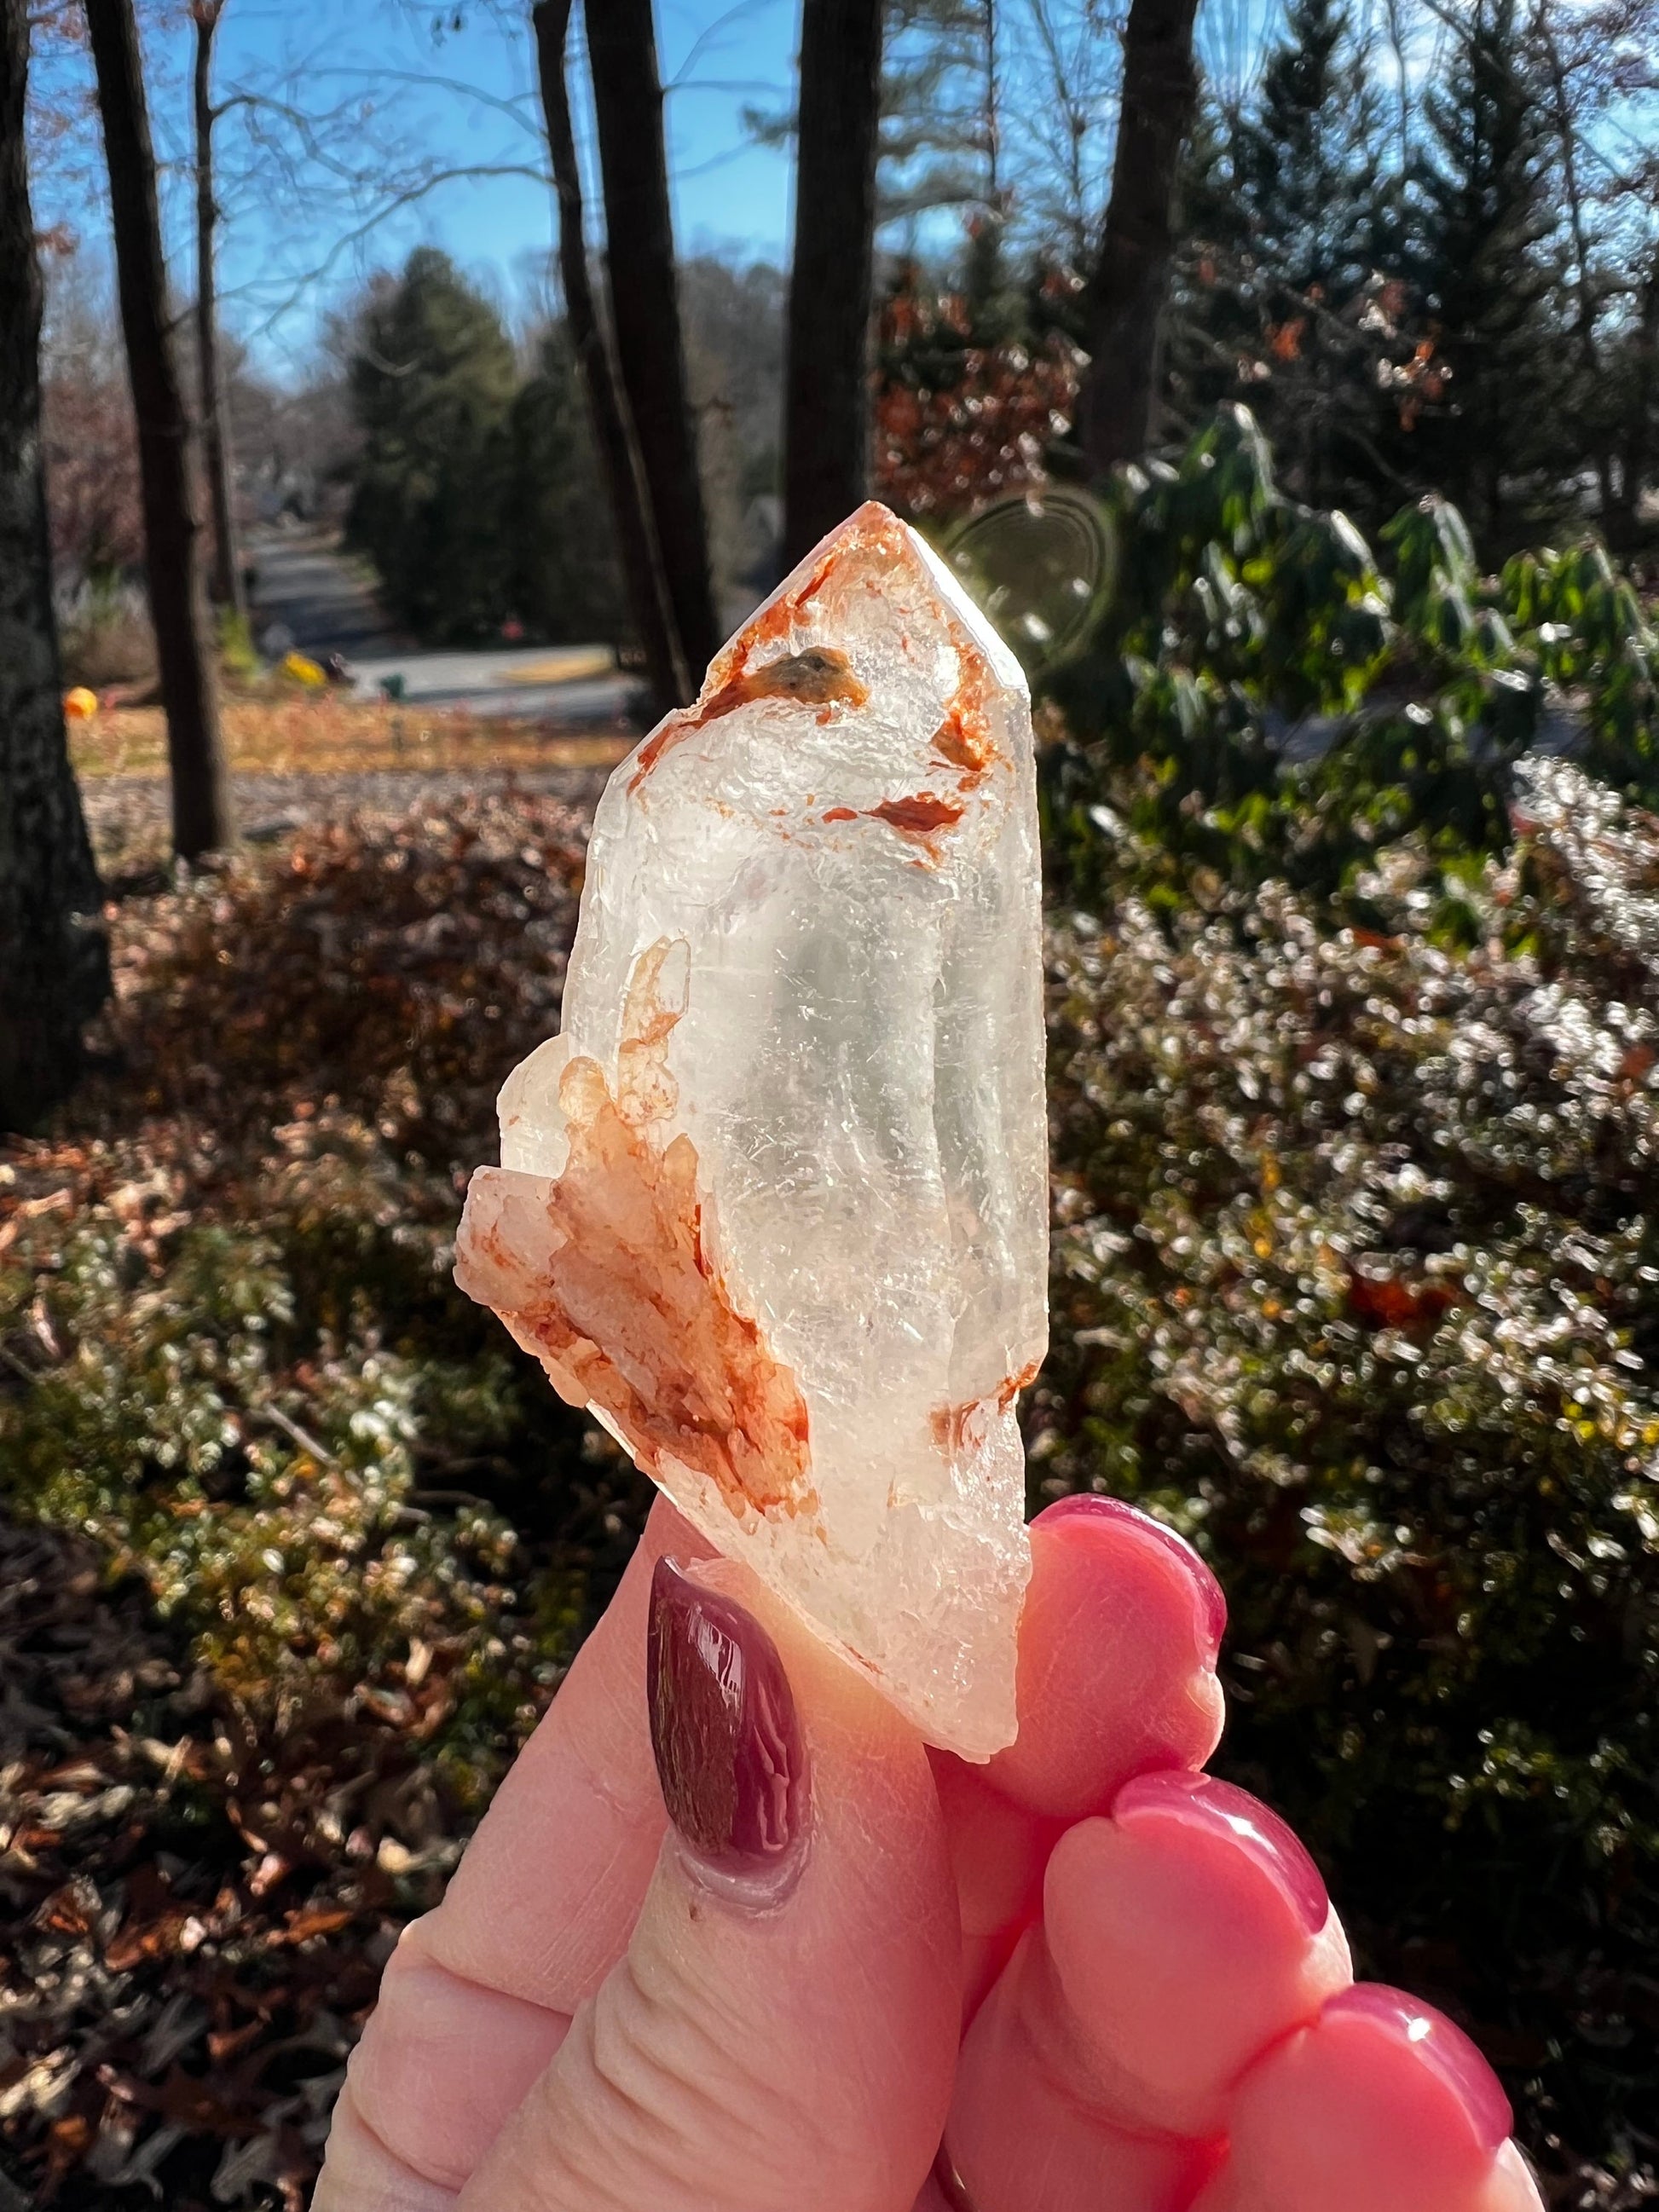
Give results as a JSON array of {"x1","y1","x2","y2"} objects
[{"x1": 0, "y1": 1512, "x2": 446, "y2": 2210}]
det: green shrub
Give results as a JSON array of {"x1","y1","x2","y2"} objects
[
  {"x1": 0, "y1": 799, "x2": 655, "y2": 1822},
  {"x1": 1037, "y1": 756, "x2": 1659, "y2": 2180},
  {"x1": 0, "y1": 1118, "x2": 622, "y2": 1816},
  {"x1": 217, "y1": 604, "x2": 260, "y2": 679},
  {"x1": 1042, "y1": 406, "x2": 1659, "y2": 911}
]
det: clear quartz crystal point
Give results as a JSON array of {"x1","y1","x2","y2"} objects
[{"x1": 454, "y1": 502, "x2": 1047, "y2": 1758}]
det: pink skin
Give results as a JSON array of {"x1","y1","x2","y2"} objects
[
  {"x1": 1036, "y1": 1495, "x2": 1229, "y2": 1664},
  {"x1": 1323, "y1": 1987, "x2": 1515, "y2": 2150},
  {"x1": 1192, "y1": 1987, "x2": 1534, "y2": 2212},
  {"x1": 1111, "y1": 1771, "x2": 1332, "y2": 1937},
  {"x1": 314, "y1": 1494, "x2": 1544, "y2": 2212}
]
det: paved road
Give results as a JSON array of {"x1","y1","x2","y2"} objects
[
  {"x1": 348, "y1": 644, "x2": 637, "y2": 725},
  {"x1": 247, "y1": 527, "x2": 642, "y2": 725},
  {"x1": 247, "y1": 528, "x2": 404, "y2": 659}
]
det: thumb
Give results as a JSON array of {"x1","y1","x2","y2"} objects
[{"x1": 455, "y1": 1556, "x2": 961, "y2": 2212}]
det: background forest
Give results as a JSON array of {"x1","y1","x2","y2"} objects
[{"x1": 3, "y1": 0, "x2": 1659, "y2": 2206}]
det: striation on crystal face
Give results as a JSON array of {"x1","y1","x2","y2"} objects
[{"x1": 454, "y1": 501, "x2": 1048, "y2": 1759}]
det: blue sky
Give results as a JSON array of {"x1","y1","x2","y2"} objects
[
  {"x1": 208, "y1": 0, "x2": 803, "y2": 368},
  {"x1": 34, "y1": 0, "x2": 1296, "y2": 381},
  {"x1": 38, "y1": 0, "x2": 806, "y2": 377}
]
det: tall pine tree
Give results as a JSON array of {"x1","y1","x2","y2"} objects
[
  {"x1": 1170, "y1": 0, "x2": 1402, "y2": 513},
  {"x1": 1412, "y1": 0, "x2": 1569, "y2": 550},
  {"x1": 344, "y1": 250, "x2": 518, "y2": 644},
  {"x1": 1233, "y1": 0, "x2": 1394, "y2": 303}
]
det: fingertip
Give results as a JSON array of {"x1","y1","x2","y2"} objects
[
  {"x1": 1112, "y1": 1771, "x2": 1331, "y2": 1938},
  {"x1": 1321, "y1": 1988, "x2": 1513, "y2": 2151},
  {"x1": 682, "y1": 1550, "x2": 928, "y2": 1760},
  {"x1": 679, "y1": 1551, "x2": 955, "y2": 1932},
  {"x1": 1038, "y1": 1777, "x2": 1350, "y2": 2136},
  {"x1": 986, "y1": 1493, "x2": 1227, "y2": 1818},
  {"x1": 1033, "y1": 1494, "x2": 1227, "y2": 1661},
  {"x1": 1200, "y1": 1984, "x2": 1537, "y2": 2212}
]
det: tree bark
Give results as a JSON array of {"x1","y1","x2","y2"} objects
[
  {"x1": 194, "y1": 0, "x2": 244, "y2": 621},
  {"x1": 1615, "y1": 245, "x2": 1659, "y2": 552},
  {"x1": 1535, "y1": 11, "x2": 1616, "y2": 524},
  {"x1": 86, "y1": 0, "x2": 232, "y2": 858},
  {"x1": 0, "y1": 0, "x2": 111, "y2": 1130},
  {"x1": 531, "y1": 0, "x2": 689, "y2": 713},
  {"x1": 585, "y1": 0, "x2": 721, "y2": 679},
  {"x1": 1075, "y1": 0, "x2": 1201, "y2": 476},
  {"x1": 781, "y1": 0, "x2": 884, "y2": 568}
]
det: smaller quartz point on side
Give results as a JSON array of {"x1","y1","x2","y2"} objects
[{"x1": 454, "y1": 501, "x2": 1048, "y2": 1758}]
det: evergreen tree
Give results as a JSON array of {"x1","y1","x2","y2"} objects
[
  {"x1": 506, "y1": 328, "x2": 627, "y2": 644},
  {"x1": 1412, "y1": 0, "x2": 1569, "y2": 550},
  {"x1": 1169, "y1": 0, "x2": 1404, "y2": 515},
  {"x1": 344, "y1": 249, "x2": 518, "y2": 644},
  {"x1": 1165, "y1": 95, "x2": 1261, "y2": 431},
  {"x1": 1233, "y1": 0, "x2": 1391, "y2": 301}
]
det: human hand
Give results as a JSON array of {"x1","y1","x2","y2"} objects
[{"x1": 314, "y1": 1494, "x2": 1545, "y2": 2212}]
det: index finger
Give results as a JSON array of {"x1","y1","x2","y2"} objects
[{"x1": 421, "y1": 1491, "x2": 711, "y2": 2007}]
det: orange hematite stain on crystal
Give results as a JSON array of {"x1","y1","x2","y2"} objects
[
  {"x1": 472, "y1": 941, "x2": 815, "y2": 1524},
  {"x1": 871, "y1": 792, "x2": 964, "y2": 836},
  {"x1": 627, "y1": 505, "x2": 927, "y2": 800},
  {"x1": 928, "y1": 1360, "x2": 1042, "y2": 1458},
  {"x1": 627, "y1": 644, "x2": 868, "y2": 795}
]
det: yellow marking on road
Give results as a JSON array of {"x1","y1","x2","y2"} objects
[{"x1": 494, "y1": 648, "x2": 616, "y2": 685}]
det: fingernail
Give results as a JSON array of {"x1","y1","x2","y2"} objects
[
  {"x1": 1325, "y1": 1985, "x2": 1513, "y2": 2148},
  {"x1": 1112, "y1": 1770, "x2": 1331, "y2": 1936},
  {"x1": 647, "y1": 1557, "x2": 810, "y2": 1885},
  {"x1": 1035, "y1": 1493, "x2": 1228, "y2": 1661}
]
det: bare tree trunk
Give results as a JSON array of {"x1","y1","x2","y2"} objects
[
  {"x1": 585, "y1": 0, "x2": 720, "y2": 678},
  {"x1": 194, "y1": 0, "x2": 244, "y2": 621},
  {"x1": 0, "y1": 0, "x2": 110, "y2": 1130},
  {"x1": 1074, "y1": 0, "x2": 1201, "y2": 476},
  {"x1": 1535, "y1": 7, "x2": 1616, "y2": 523},
  {"x1": 531, "y1": 0, "x2": 688, "y2": 713},
  {"x1": 86, "y1": 0, "x2": 232, "y2": 859},
  {"x1": 1615, "y1": 248, "x2": 1659, "y2": 552},
  {"x1": 781, "y1": 0, "x2": 883, "y2": 568}
]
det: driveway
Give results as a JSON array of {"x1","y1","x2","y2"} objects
[
  {"x1": 247, "y1": 528, "x2": 641, "y2": 725},
  {"x1": 247, "y1": 527, "x2": 403, "y2": 659}
]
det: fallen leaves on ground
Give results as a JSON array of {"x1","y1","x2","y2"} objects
[
  {"x1": 1, "y1": 786, "x2": 654, "y2": 2206},
  {"x1": 69, "y1": 695, "x2": 631, "y2": 784},
  {"x1": 0, "y1": 1513, "x2": 419, "y2": 2211}
]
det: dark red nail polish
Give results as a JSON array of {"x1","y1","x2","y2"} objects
[
  {"x1": 1113, "y1": 1770, "x2": 1331, "y2": 1935},
  {"x1": 1034, "y1": 1493, "x2": 1228, "y2": 1661},
  {"x1": 647, "y1": 1557, "x2": 810, "y2": 1880},
  {"x1": 1325, "y1": 1985, "x2": 1513, "y2": 2147},
  {"x1": 933, "y1": 2144, "x2": 980, "y2": 2210}
]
